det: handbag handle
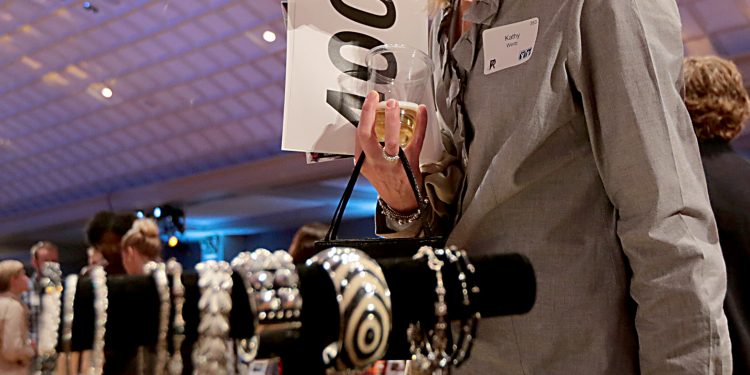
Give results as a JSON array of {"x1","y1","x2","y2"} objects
[{"x1": 324, "y1": 149, "x2": 433, "y2": 241}]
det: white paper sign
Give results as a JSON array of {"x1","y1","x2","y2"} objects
[
  {"x1": 282, "y1": 0, "x2": 440, "y2": 161},
  {"x1": 482, "y1": 18, "x2": 539, "y2": 75}
]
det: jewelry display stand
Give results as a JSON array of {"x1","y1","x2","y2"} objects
[{"x1": 60, "y1": 253, "x2": 535, "y2": 374}]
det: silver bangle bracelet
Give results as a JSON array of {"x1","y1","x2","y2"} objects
[
  {"x1": 307, "y1": 247, "x2": 392, "y2": 370},
  {"x1": 409, "y1": 246, "x2": 450, "y2": 372},
  {"x1": 377, "y1": 198, "x2": 422, "y2": 226},
  {"x1": 193, "y1": 260, "x2": 233, "y2": 375},
  {"x1": 144, "y1": 261, "x2": 171, "y2": 375},
  {"x1": 62, "y1": 274, "x2": 78, "y2": 375},
  {"x1": 38, "y1": 262, "x2": 63, "y2": 374},
  {"x1": 435, "y1": 247, "x2": 480, "y2": 367},
  {"x1": 89, "y1": 266, "x2": 108, "y2": 375},
  {"x1": 166, "y1": 258, "x2": 186, "y2": 375}
]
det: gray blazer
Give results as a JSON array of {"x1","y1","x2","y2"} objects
[{"x1": 405, "y1": 0, "x2": 732, "y2": 373}]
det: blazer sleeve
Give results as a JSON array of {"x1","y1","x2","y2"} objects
[
  {"x1": 568, "y1": 0, "x2": 732, "y2": 373},
  {"x1": 0, "y1": 301, "x2": 34, "y2": 365}
]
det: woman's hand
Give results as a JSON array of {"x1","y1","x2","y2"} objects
[{"x1": 355, "y1": 90, "x2": 429, "y2": 213}]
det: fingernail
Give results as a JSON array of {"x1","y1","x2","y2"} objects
[
  {"x1": 369, "y1": 91, "x2": 378, "y2": 100},
  {"x1": 386, "y1": 99, "x2": 396, "y2": 108}
]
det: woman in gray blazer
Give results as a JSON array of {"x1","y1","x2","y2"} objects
[{"x1": 356, "y1": 0, "x2": 732, "y2": 373}]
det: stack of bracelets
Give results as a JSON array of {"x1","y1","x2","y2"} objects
[
  {"x1": 230, "y1": 249, "x2": 302, "y2": 373},
  {"x1": 35, "y1": 245, "x2": 481, "y2": 374},
  {"x1": 37, "y1": 262, "x2": 63, "y2": 375},
  {"x1": 407, "y1": 246, "x2": 481, "y2": 373}
]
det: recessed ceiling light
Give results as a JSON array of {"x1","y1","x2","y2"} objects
[
  {"x1": 100, "y1": 86, "x2": 113, "y2": 98},
  {"x1": 262, "y1": 30, "x2": 276, "y2": 43}
]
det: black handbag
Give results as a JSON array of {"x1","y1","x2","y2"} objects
[{"x1": 314, "y1": 149, "x2": 446, "y2": 259}]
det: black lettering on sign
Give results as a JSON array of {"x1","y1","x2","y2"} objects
[
  {"x1": 328, "y1": 31, "x2": 396, "y2": 81},
  {"x1": 326, "y1": 90, "x2": 365, "y2": 127},
  {"x1": 330, "y1": 0, "x2": 396, "y2": 29}
]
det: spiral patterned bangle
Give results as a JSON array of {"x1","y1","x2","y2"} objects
[
  {"x1": 62, "y1": 274, "x2": 78, "y2": 375},
  {"x1": 38, "y1": 262, "x2": 63, "y2": 374},
  {"x1": 307, "y1": 247, "x2": 392, "y2": 370},
  {"x1": 166, "y1": 258, "x2": 186, "y2": 375},
  {"x1": 89, "y1": 266, "x2": 108, "y2": 375},
  {"x1": 193, "y1": 260, "x2": 233, "y2": 375},
  {"x1": 144, "y1": 261, "x2": 171, "y2": 375}
]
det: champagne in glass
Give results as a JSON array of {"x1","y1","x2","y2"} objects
[
  {"x1": 365, "y1": 44, "x2": 433, "y2": 148},
  {"x1": 373, "y1": 100, "x2": 419, "y2": 147}
]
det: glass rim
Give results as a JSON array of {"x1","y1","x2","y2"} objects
[{"x1": 365, "y1": 44, "x2": 434, "y2": 83}]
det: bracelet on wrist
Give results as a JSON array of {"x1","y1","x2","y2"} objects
[{"x1": 378, "y1": 198, "x2": 427, "y2": 226}]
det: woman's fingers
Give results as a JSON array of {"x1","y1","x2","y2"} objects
[
  {"x1": 357, "y1": 91, "x2": 383, "y2": 160},
  {"x1": 383, "y1": 99, "x2": 401, "y2": 158},
  {"x1": 405, "y1": 104, "x2": 428, "y2": 157}
]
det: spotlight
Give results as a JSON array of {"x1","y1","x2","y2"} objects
[
  {"x1": 262, "y1": 30, "x2": 276, "y2": 43},
  {"x1": 135, "y1": 210, "x2": 145, "y2": 219},
  {"x1": 153, "y1": 207, "x2": 162, "y2": 218},
  {"x1": 168, "y1": 235, "x2": 179, "y2": 248},
  {"x1": 83, "y1": 2, "x2": 98, "y2": 13},
  {"x1": 100, "y1": 87, "x2": 113, "y2": 98}
]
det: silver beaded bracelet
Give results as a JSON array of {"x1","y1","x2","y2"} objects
[
  {"x1": 409, "y1": 246, "x2": 450, "y2": 372},
  {"x1": 193, "y1": 260, "x2": 233, "y2": 375},
  {"x1": 144, "y1": 261, "x2": 170, "y2": 375},
  {"x1": 165, "y1": 258, "x2": 186, "y2": 375},
  {"x1": 62, "y1": 274, "x2": 78, "y2": 375},
  {"x1": 307, "y1": 247, "x2": 392, "y2": 370},
  {"x1": 377, "y1": 198, "x2": 422, "y2": 226},
  {"x1": 38, "y1": 262, "x2": 63, "y2": 375},
  {"x1": 89, "y1": 266, "x2": 108, "y2": 375}
]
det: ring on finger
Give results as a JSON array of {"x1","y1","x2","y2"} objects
[{"x1": 382, "y1": 147, "x2": 400, "y2": 163}]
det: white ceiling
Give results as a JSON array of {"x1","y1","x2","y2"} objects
[{"x1": 0, "y1": 0, "x2": 749, "y2": 252}]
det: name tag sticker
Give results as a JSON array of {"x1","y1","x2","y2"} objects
[{"x1": 482, "y1": 18, "x2": 539, "y2": 75}]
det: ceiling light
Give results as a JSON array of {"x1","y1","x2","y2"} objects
[
  {"x1": 100, "y1": 86, "x2": 113, "y2": 98},
  {"x1": 262, "y1": 30, "x2": 276, "y2": 43}
]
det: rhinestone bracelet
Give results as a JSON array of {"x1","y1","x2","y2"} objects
[
  {"x1": 435, "y1": 247, "x2": 480, "y2": 367},
  {"x1": 89, "y1": 266, "x2": 108, "y2": 375},
  {"x1": 38, "y1": 262, "x2": 63, "y2": 374},
  {"x1": 62, "y1": 274, "x2": 78, "y2": 375},
  {"x1": 165, "y1": 259, "x2": 186, "y2": 375},
  {"x1": 193, "y1": 260, "x2": 233, "y2": 375},
  {"x1": 409, "y1": 246, "x2": 450, "y2": 372},
  {"x1": 377, "y1": 198, "x2": 422, "y2": 226},
  {"x1": 144, "y1": 261, "x2": 170, "y2": 375}
]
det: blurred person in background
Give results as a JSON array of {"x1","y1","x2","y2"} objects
[
  {"x1": 684, "y1": 55, "x2": 750, "y2": 374},
  {"x1": 288, "y1": 222, "x2": 329, "y2": 263},
  {"x1": 80, "y1": 246, "x2": 107, "y2": 276},
  {"x1": 21, "y1": 241, "x2": 58, "y2": 361},
  {"x1": 120, "y1": 218, "x2": 163, "y2": 275},
  {"x1": 85, "y1": 211, "x2": 136, "y2": 275},
  {"x1": 0, "y1": 260, "x2": 35, "y2": 375}
]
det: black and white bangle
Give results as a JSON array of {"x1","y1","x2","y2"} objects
[
  {"x1": 89, "y1": 266, "x2": 108, "y2": 375},
  {"x1": 307, "y1": 247, "x2": 392, "y2": 370},
  {"x1": 62, "y1": 274, "x2": 78, "y2": 375},
  {"x1": 144, "y1": 261, "x2": 170, "y2": 375},
  {"x1": 38, "y1": 262, "x2": 63, "y2": 374},
  {"x1": 193, "y1": 260, "x2": 233, "y2": 375},
  {"x1": 165, "y1": 258, "x2": 186, "y2": 375},
  {"x1": 409, "y1": 246, "x2": 450, "y2": 372}
]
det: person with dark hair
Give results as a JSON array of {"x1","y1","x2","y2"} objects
[
  {"x1": 0, "y1": 260, "x2": 35, "y2": 375},
  {"x1": 84, "y1": 211, "x2": 136, "y2": 275},
  {"x1": 288, "y1": 222, "x2": 329, "y2": 263},
  {"x1": 684, "y1": 55, "x2": 750, "y2": 374}
]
